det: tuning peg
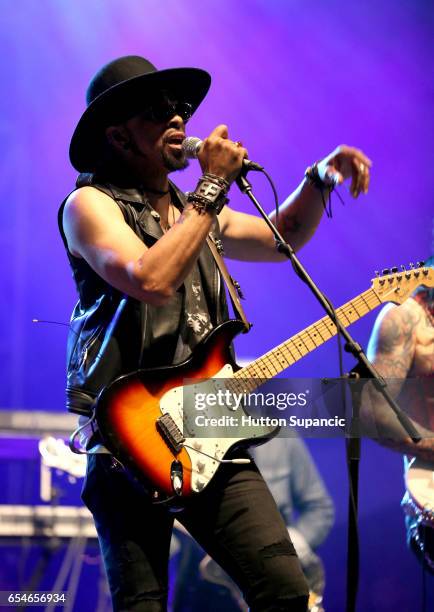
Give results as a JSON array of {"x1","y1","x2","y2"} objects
[
  {"x1": 409, "y1": 262, "x2": 414, "y2": 269},
  {"x1": 417, "y1": 261, "x2": 425, "y2": 268},
  {"x1": 391, "y1": 266, "x2": 398, "y2": 273},
  {"x1": 375, "y1": 270, "x2": 380, "y2": 277},
  {"x1": 401, "y1": 265, "x2": 406, "y2": 271},
  {"x1": 382, "y1": 268, "x2": 390, "y2": 275}
]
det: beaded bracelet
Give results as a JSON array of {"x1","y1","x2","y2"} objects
[
  {"x1": 304, "y1": 162, "x2": 334, "y2": 190},
  {"x1": 305, "y1": 162, "x2": 341, "y2": 218}
]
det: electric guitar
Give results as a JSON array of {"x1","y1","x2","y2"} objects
[{"x1": 96, "y1": 264, "x2": 433, "y2": 501}]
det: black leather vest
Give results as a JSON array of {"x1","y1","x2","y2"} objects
[{"x1": 58, "y1": 176, "x2": 230, "y2": 417}]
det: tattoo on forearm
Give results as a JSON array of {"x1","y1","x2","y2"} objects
[
  {"x1": 378, "y1": 309, "x2": 418, "y2": 353},
  {"x1": 374, "y1": 309, "x2": 420, "y2": 378}
]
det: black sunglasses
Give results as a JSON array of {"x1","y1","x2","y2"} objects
[{"x1": 141, "y1": 96, "x2": 193, "y2": 124}]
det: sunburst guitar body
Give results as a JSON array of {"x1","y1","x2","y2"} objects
[{"x1": 95, "y1": 320, "x2": 271, "y2": 502}]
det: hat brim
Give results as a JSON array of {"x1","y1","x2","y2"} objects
[{"x1": 69, "y1": 67, "x2": 211, "y2": 172}]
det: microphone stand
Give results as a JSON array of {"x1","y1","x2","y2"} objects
[{"x1": 235, "y1": 172, "x2": 421, "y2": 612}]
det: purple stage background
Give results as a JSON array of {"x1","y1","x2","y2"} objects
[{"x1": 1, "y1": 1, "x2": 433, "y2": 610}]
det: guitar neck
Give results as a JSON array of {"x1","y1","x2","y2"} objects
[{"x1": 232, "y1": 287, "x2": 382, "y2": 390}]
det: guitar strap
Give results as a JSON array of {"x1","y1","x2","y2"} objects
[{"x1": 206, "y1": 234, "x2": 252, "y2": 333}]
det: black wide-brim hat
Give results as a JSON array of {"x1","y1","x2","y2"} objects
[{"x1": 69, "y1": 55, "x2": 211, "y2": 172}]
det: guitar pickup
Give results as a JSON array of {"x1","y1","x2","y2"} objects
[{"x1": 157, "y1": 413, "x2": 185, "y2": 454}]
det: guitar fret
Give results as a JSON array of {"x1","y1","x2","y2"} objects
[
  {"x1": 348, "y1": 297, "x2": 367, "y2": 316},
  {"x1": 266, "y1": 353, "x2": 281, "y2": 374},
  {"x1": 337, "y1": 308, "x2": 351, "y2": 326},
  {"x1": 267, "y1": 345, "x2": 294, "y2": 371},
  {"x1": 262, "y1": 360, "x2": 277, "y2": 376},
  {"x1": 343, "y1": 302, "x2": 359, "y2": 323},
  {"x1": 241, "y1": 365, "x2": 260, "y2": 382},
  {"x1": 271, "y1": 344, "x2": 295, "y2": 371},
  {"x1": 282, "y1": 344, "x2": 297, "y2": 362},
  {"x1": 305, "y1": 326, "x2": 322, "y2": 347},
  {"x1": 310, "y1": 322, "x2": 325, "y2": 343},
  {"x1": 288, "y1": 339, "x2": 305, "y2": 359},
  {"x1": 275, "y1": 346, "x2": 295, "y2": 368},
  {"x1": 273, "y1": 349, "x2": 291, "y2": 368},
  {"x1": 321, "y1": 320, "x2": 336, "y2": 339},
  {"x1": 301, "y1": 328, "x2": 319, "y2": 349},
  {"x1": 255, "y1": 360, "x2": 274, "y2": 377},
  {"x1": 360, "y1": 291, "x2": 375, "y2": 312},
  {"x1": 294, "y1": 333, "x2": 313, "y2": 353}
]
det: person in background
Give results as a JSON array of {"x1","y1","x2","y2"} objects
[{"x1": 362, "y1": 255, "x2": 433, "y2": 570}]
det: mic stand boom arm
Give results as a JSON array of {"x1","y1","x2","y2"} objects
[{"x1": 235, "y1": 173, "x2": 421, "y2": 442}]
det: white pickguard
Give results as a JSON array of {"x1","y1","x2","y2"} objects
[{"x1": 159, "y1": 364, "x2": 244, "y2": 493}]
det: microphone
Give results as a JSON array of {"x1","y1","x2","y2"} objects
[{"x1": 182, "y1": 136, "x2": 263, "y2": 171}]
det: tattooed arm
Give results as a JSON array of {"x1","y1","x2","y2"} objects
[
  {"x1": 218, "y1": 179, "x2": 326, "y2": 262},
  {"x1": 219, "y1": 145, "x2": 372, "y2": 261},
  {"x1": 362, "y1": 300, "x2": 434, "y2": 462}
]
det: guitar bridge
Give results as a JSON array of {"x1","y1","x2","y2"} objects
[{"x1": 157, "y1": 413, "x2": 185, "y2": 454}]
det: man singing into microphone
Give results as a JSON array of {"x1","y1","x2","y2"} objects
[{"x1": 59, "y1": 56, "x2": 371, "y2": 611}]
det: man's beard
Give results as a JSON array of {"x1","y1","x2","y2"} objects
[{"x1": 162, "y1": 148, "x2": 190, "y2": 172}]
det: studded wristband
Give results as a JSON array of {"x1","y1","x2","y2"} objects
[{"x1": 186, "y1": 176, "x2": 229, "y2": 214}]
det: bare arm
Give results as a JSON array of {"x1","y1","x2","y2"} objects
[
  {"x1": 63, "y1": 187, "x2": 217, "y2": 305},
  {"x1": 219, "y1": 144, "x2": 372, "y2": 261},
  {"x1": 362, "y1": 302, "x2": 434, "y2": 461},
  {"x1": 218, "y1": 181, "x2": 326, "y2": 261}
]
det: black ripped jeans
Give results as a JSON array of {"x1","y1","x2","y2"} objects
[{"x1": 82, "y1": 453, "x2": 309, "y2": 611}]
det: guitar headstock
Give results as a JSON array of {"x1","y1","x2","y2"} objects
[{"x1": 372, "y1": 262, "x2": 433, "y2": 305}]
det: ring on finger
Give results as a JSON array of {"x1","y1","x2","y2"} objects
[{"x1": 234, "y1": 140, "x2": 243, "y2": 147}]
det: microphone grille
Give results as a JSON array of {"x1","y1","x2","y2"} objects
[{"x1": 182, "y1": 136, "x2": 202, "y2": 159}]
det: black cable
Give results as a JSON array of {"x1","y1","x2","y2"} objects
[{"x1": 257, "y1": 167, "x2": 279, "y2": 224}]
